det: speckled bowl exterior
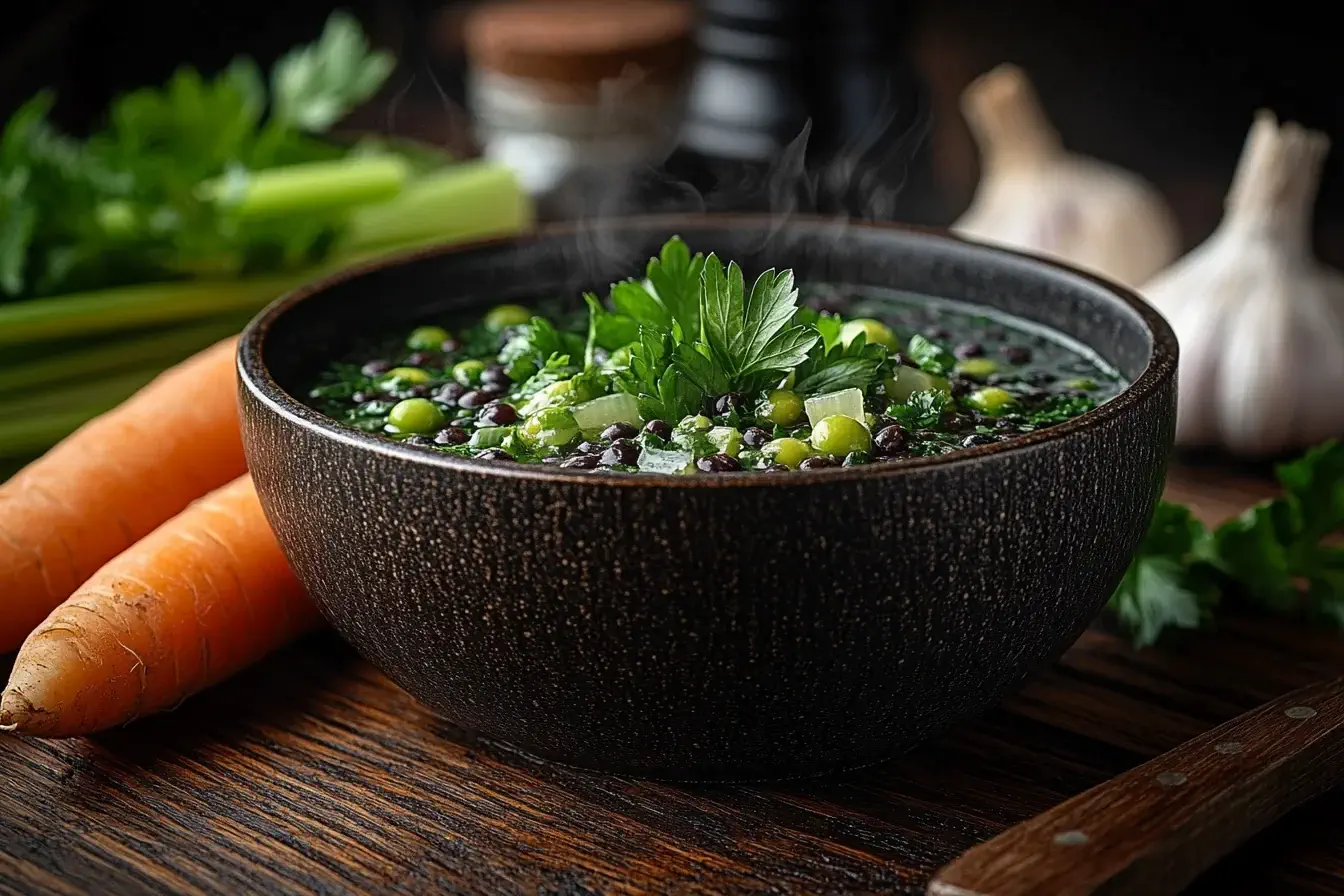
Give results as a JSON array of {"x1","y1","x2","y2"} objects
[{"x1": 238, "y1": 215, "x2": 1177, "y2": 782}]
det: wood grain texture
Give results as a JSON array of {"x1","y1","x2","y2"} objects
[
  {"x1": 929, "y1": 677, "x2": 1344, "y2": 896},
  {"x1": 4, "y1": 462, "x2": 1344, "y2": 896}
]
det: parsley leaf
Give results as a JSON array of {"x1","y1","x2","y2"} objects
[
  {"x1": 615, "y1": 325, "x2": 701, "y2": 422},
  {"x1": 906, "y1": 334, "x2": 956, "y2": 376},
  {"x1": 1110, "y1": 439, "x2": 1344, "y2": 647},
  {"x1": 582, "y1": 292, "x2": 640, "y2": 363},
  {"x1": 792, "y1": 328, "x2": 888, "y2": 395},
  {"x1": 268, "y1": 11, "x2": 396, "y2": 134},
  {"x1": 886, "y1": 390, "x2": 949, "y2": 429},
  {"x1": 693, "y1": 254, "x2": 818, "y2": 393},
  {"x1": 645, "y1": 235, "x2": 704, "y2": 337},
  {"x1": 1026, "y1": 394, "x2": 1097, "y2": 426},
  {"x1": 1107, "y1": 503, "x2": 1221, "y2": 647},
  {"x1": 610, "y1": 279, "x2": 672, "y2": 330},
  {"x1": 500, "y1": 316, "x2": 585, "y2": 377}
]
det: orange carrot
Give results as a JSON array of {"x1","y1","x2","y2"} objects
[
  {"x1": 0, "y1": 474, "x2": 319, "y2": 737},
  {"x1": 0, "y1": 335, "x2": 246, "y2": 652}
]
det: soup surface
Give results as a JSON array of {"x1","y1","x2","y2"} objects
[{"x1": 307, "y1": 239, "x2": 1123, "y2": 473}]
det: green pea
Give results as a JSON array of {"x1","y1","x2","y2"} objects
[
  {"x1": 380, "y1": 366, "x2": 431, "y2": 387},
  {"x1": 967, "y1": 386, "x2": 1017, "y2": 415},
  {"x1": 387, "y1": 398, "x2": 445, "y2": 434},
  {"x1": 762, "y1": 437, "x2": 811, "y2": 469},
  {"x1": 453, "y1": 359, "x2": 487, "y2": 386},
  {"x1": 484, "y1": 304, "x2": 532, "y2": 330},
  {"x1": 810, "y1": 415, "x2": 872, "y2": 456},
  {"x1": 406, "y1": 325, "x2": 450, "y2": 351},
  {"x1": 679, "y1": 414, "x2": 713, "y2": 432},
  {"x1": 756, "y1": 389, "x2": 805, "y2": 427},
  {"x1": 955, "y1": 358, "x2": 1000, "y2": 380},
  {"x1": 839, "y1": 318, "x2": 900, "y2": 351},
  {"x1": 520, "y1": 407, "x2": 580, "y2": 447}
]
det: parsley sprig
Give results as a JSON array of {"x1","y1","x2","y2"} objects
[{"x1": 1111, "y1": 439, "x2": 1344, "y2": 647}]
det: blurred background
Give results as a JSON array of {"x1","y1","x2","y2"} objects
[
  {"x1": 3, "y1": 0, "x2": 1341, "y2": 472},
  {"x1": 6, "y1": 0, "x2": 1340, "y2": 249}
]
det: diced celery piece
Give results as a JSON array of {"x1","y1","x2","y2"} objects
[
  {"x1": 468, "y1": 426, "x2": 512, "y2": 448},
  {"x1": 707, "y1": 426, "x2": 743, "y2": 457},
  {"x1": 884, "y1": 367, "x2": 950, "y2": 403},
  {"x1": 637, "y1": 445, "x2": 695, "y2": 474},
  {"x1": 804, "y1": 387, "x2": 866, "y2": 428},
  {"x1": 572, "y1": 392, "x2": 641, "y2": 433},
  {"x1": 519, "y1": 380, "x2": 574, "y2": 416}
]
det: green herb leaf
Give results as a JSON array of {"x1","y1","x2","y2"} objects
[
  {"x1": 500, "y1": 316, "x2": 585, "y2": 377},
  {"x1": 1107, "y1": 503, "x2": 1221, "y2": 647},
  {"x1": 269, "y1": 11, "x2": 396, "y2": 133},
  {"x1": 906, "y1": 334, "x2": 956, "y2": 376},
  {"x1": 582, "y1": 292, "x2": 640, "y2": 364},
  {"x1": 1026, "y1": 394, "x2": 1097, "y2": 426},
  {"x1": 792, "y1": 328, "x2": 887, "y2": 395},
  {"x1": 696, "y1": 254, "x2": 818, "y2": 393},
  {"x1": 645, "y1": 235, "x2": 704, "y2": 337},
  {"x1": 610, "y1": 279, "x2": 672, "y2": 330},
  {"x1": 886, "y1": 390, "x2": 948, "y2": 430}
]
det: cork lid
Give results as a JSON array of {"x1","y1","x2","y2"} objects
[{"x1": 464, "y1": 0, "x2": 694, "y2": 88}]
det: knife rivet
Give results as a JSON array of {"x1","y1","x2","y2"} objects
[
  {"x1": 1053, "y1": 830, "x2": 1088, "y2": 846},
  {"x1": 1157, "y1": 771, "x2": 1187, "y2": 787},
  {"x1": 1286, "y1": 706, "x2": 1317, "y2": 720},
  {"x1": 1214, "y1": 742, "x2": 1243, "y2": 754}
]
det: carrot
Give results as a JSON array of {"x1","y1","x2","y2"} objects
[
  {"x1": 0, "y1": 474, "x2": 320, "y2": 737},
  {"x1": 0, "y1": 335, "x2": 246, "y2": 652}
]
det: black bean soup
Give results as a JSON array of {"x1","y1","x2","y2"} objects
[{"x1": 307, "y1": 239, "x2": 1123, "y2": 475}]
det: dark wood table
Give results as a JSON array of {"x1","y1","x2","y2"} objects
[{"x1": 3, "y1": 463, "x2": 1343, "y2": 896}]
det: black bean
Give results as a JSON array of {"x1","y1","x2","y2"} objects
[
  {"x1": 361, "y1": 359, "x2": 392, "y2": 376},
  {"x1": 576, "y1": 440, "x2": 606, "y2": 455},
  {"x1": 600, "y1": 440, "x2": 640, "y2": 466},
  {"x1": 435, "y1": 382, "x2": 466, "y2": 404},
  {"x1": 440, "y1": 338, "x2": 461, "y2": 353},
  {"x1": 1026, "y1": 370, "x2": 1058, "y2": 386},
  {"x1": 843, "y1": 452, "x2": 870, "y2": 466},
  {"x1": 763, "y1": 463, "x2": 790, "y2": 473},
  {"x1": 949, "y1": 377, "x2": 975, "y2": 398},
  {"x1": 458, "y1": 390, "x2": 492, "y2": 409},
  {"x1": 477, "y1": 403, "x2": 518, "y2": 426},
  {"x1": 696, "y1": 453, "x2": 741, "y2": 472},
  {"x1": 475, "y1": 448, "x2": 513, "y2": 461},
  {"x1": 403, "y1": 435, "x2": 435, "y2": 448},
  {"x1": 1001, "y1": 345, "x2": 1032, "y2": 365},
  {"x1": 480, "y1": 365, "x2": 511, "y2": 388},
  {"x1": 712, "y1": 392, "x2": 749, "y2": 417},
  {"x1": 600, "y1": 422, "x2": 639, "y2": 441},
  {"x1": 477, "y1": 384, "x2": 506, "y2": 400},
  {"x1": 798, "y1": 455, "x2": 838, "y2": 470},
  {"x1": 741, "y1": 426, "x2": 771, "y2": 449},
  {"x1": 435, "y1": 426, "x2": 469, "y2": 445},
  {"x1": 560, "y1": 454, "x2": 600, "y2": 469},
  {"x1": 643, "y1": 419, "x2": 673, "y2": 440},
  {"x1": 873, "y1": 425, "x2": 907, "y2": 455},
  {"x1": 873, "y1": 415, "x2": 902, "y2": 432},
  {"x1": 962, "y1": 433, "x2": 998, "y2": 447},
  {"x1": 405, "y1": 351, "x2": 438, "y2": 367},
  {"x1": 954, "y1": 342, "x2": 984, "y2": 358}
]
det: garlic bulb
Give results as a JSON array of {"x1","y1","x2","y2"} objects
[
  {"x1": 952, "y1": 64, "x2": 1180, "y2": 288},
  {"x1": 1142, "y1": 110, "x2": 1344, "y2": 456}
]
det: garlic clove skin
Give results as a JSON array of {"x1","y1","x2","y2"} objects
[
  {"x1": 952, "y1": 64, "x2": 1181, "y2": 289},
  {"x1": 1142, "y1": 110, "x2": 1344, "y2": 456}
]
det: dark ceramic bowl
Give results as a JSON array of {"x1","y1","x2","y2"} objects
[{"x1": 238, "y1": 215, "x2": 1177, "y2": 781}]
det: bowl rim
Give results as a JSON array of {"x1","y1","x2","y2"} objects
[{"x1": 237, "y1": 213, "x2": 1178, "y2": 489}]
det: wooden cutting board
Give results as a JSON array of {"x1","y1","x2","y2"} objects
[{"x1": 3, "y1": 461, "x2": 1343, "y2": 896}]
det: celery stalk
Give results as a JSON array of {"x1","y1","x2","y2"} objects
[
  {"x1": 200, "y1": 155, "x2": 410, "y2": 220},
  {"x1": 0, "y1": 276, "x2": 304, "y2": 348},
  {"x1": 0, "y1": 316, "x2": 248, "y2": 396},
  {"x1": 0, "y1": 368, "x2": 164, "y2": 456},
  {"x1": 341, "y1": 161, "x2": 532, "y2": 255}
]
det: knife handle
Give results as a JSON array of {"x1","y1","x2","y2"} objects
[{"x1": 928, "y1": 677, "x2": 1344, "y2": 896}]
